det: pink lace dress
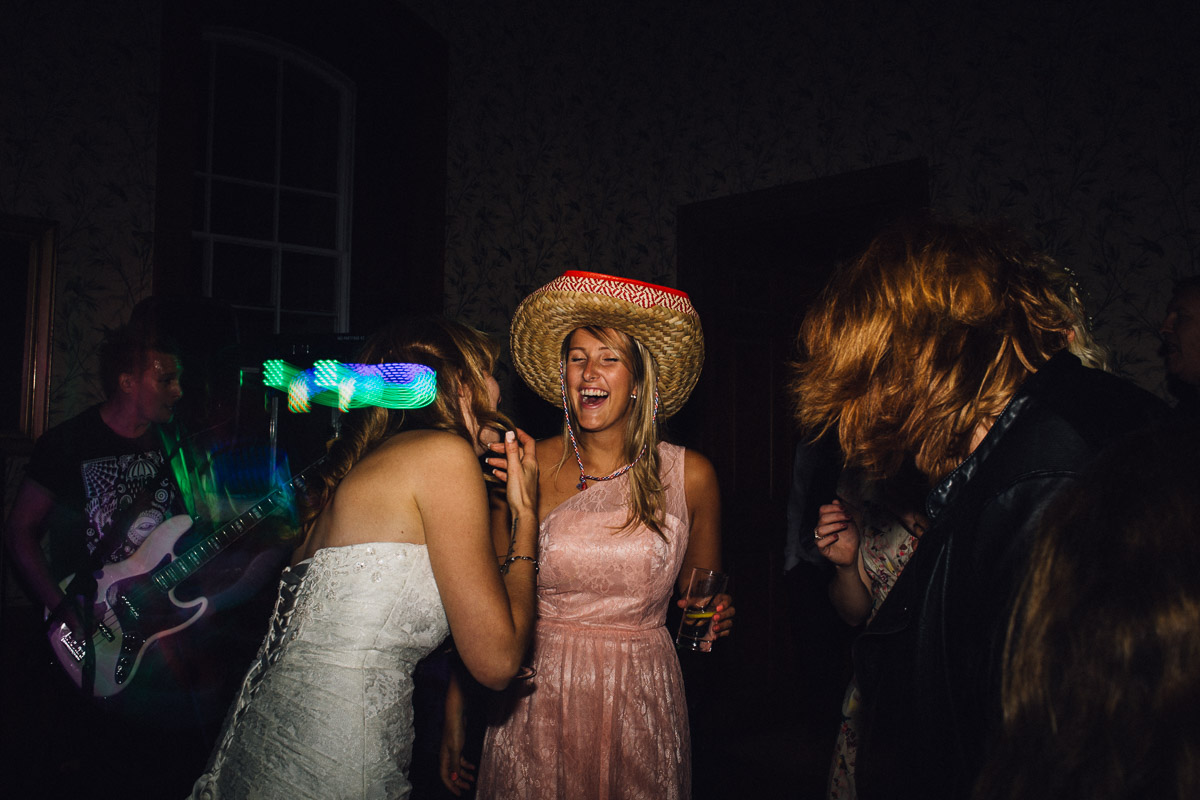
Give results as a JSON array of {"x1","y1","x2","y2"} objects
[{"x1": 478, "y1": 442, "x2": 692, "y2": 800}]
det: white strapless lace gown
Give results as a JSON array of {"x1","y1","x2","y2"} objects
[{"x1": 191, "y1": 542, "x2": 450, "y2": 800}]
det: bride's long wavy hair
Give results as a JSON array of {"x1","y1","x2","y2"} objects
[{"x1": 299, "y1": 315, "x2": 510, "y2": 534}]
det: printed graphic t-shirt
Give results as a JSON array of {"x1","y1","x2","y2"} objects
[{"x1": 26, "y1": 404, "x2": 183, "y2": 581}]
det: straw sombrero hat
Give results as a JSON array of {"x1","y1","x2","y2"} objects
[{"x1": 510, "y1": 271, "x2": 704, "y2": 419}]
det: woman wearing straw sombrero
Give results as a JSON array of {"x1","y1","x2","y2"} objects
[{"x1": 440, "y1": 271, "x2": 734, "y2": 799}]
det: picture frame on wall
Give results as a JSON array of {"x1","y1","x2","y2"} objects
[{"x1": 0, "y1": 215, "x2": 55, "y2": 455}]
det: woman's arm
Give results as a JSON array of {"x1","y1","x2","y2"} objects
[
  {"x1": 436, "y1": 434, "x2": 540, "y2": 796},
  {"x1": 817, "y1": 499, "x2": 872, "y2": 625},
  {"x1": 439, "y1": 448, "x2": 530, "y2": 795},
  {"x1": 828, "y1": 555, "x2": 872, "y2": 626},
  {"x1": 679, "y1": 449, "x2": 735, "y2": 636},
  {"x1": 423, "y1": 430, "x2": 539, "y2": 690},
  {"x1": 439, "y1": 667, "x2": 477, "y2": 795}
]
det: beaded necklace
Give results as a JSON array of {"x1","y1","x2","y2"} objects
[{"x1": 559, "y1": 360, "x2": 659, "y2": 490}]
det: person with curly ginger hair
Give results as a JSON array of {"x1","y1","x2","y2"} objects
[{"x1": 791, "y1": 216, "x2": 1165, "y2": 799}]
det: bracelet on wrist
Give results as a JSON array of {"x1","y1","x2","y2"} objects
[{"x1": 500, "y1": 554, "x2": 539, "y2": 575}]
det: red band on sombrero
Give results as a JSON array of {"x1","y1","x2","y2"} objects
[{"x1": 543, "y1": 271, "x2": 698, "y2": 316}]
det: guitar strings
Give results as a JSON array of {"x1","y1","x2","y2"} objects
[{"x1": 60, "y1": 466, "x2": 319, "y2": 683}]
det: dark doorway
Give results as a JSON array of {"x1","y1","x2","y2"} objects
[{"x1": 674, "y1": 159, "x2": 930, "y2": 799}]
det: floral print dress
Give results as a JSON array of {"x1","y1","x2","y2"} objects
[{"x1": 828, "y1": 485, "x2": 920, "y2": 800}]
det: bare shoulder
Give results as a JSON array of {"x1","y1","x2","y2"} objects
[
  {"x1": 680, "y1": 448, "x2": 722, "y2": 548},
  {"x1": 533, "y1": 435, "x2": 568, "y2": 479},
  {"x1": 308, "y1": 429, "x2": 484, "y2": 550},
  {"x1": 534, "y1": 434, "x2": 574, "y2": 512},
  {"x1": 401, "y1": 430, "x2": 486, "y2": 496},
  {"x1": 683, "y1": 447, "x2": 720, "y2": 506},
  {"x1": 683, "y1": 448, "x2": 718, "y2": 484},
  {"x1": 372, "y1": 428, "x2": 477, "y2": 471},
  {"x1": 534, "y1": 435, "x2": 562, "y2": 463},
  {"x1": 333, "y1": 430, "x2": 478, "y2": 505}
]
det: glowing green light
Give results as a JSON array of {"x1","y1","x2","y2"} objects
[
  {"x1": 312, "y1": 359, "x2": 343, "y2": 390},
  {"x1": 263, "y1": 360, "x2": 303, "y2": 391},
  {"x1": 262, "y1": 360, "x2": 437, "y2": 411}
]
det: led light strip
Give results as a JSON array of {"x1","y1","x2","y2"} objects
[{"x1": 262, "y1": 360, "x2": 437, "y2": 412}]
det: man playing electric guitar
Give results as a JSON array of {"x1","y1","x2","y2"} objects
[
  {"x1": 3, "y1": 318, "x2": 213, "y2": 798},
  {"x1": 46, "y1": 462, "x2": 316, "y2": 698}
]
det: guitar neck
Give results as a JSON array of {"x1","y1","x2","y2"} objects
[{"x1": 151, "y1": 466, "x2": 319, "y2": 593}]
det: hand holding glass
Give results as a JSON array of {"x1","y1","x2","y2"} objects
[{"x1": 675, "y1": 567, "x2": 729, "y2": 652}]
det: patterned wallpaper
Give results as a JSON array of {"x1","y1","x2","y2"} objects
[
  {"x1": 1, "y1": 0, "x2": 161, "y2": 425},
  {"x1": 1, "y1": 0, "x2": 1193, "y2": 761},
  {"x1": 404, "y1": 0, "x2": 1200, "y2": 398},
  {"x1": 2, "y1": 0, "x2": 1197, "y2": 425}
]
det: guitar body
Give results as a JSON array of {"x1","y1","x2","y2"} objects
[
  {"x1": 47, "y1": 514, "x2": 207, "y2": 697},
  {"x1": 45, "y1": 462, "x2": 319, "y2": 698}
]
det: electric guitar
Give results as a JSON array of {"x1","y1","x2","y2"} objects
[{"x1": 46, "y1": 463, "x2": 321, "y2": 697}]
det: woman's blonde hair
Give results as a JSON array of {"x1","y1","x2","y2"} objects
[
  {"x1": 558, "y1": 326, "x2": 667, "y2": 538},
  {"x1": 791, "y1": 217, "x2": 1079, "y2": 481},
  {"x1": 1041, "y1": 259, "x2": 1110, "y2": 371},
  {"x1": 300, "y1": 316, "x2": 510, "y2": 533}
]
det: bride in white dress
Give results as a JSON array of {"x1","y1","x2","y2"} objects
[{"x1": 191, "y1": 317, "x2": 540, "y2": 800}]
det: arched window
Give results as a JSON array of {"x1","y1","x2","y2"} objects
[
  {"x1": 155, "y1": 1, "x2": 446, "y2": 344},
  {"x1": 192, "y1": 30, "x2": 354, "y2": 339}
]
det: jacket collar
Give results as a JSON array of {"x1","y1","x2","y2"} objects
[{"x1": 925, "y1": 351, "x2": 1080, "y2": 520}]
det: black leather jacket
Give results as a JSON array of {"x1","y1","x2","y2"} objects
[{"x1": 853, "y1": 352, "x2": 1166, "y2": 800}]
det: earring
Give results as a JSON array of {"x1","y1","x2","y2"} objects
[{"x1": 630, "y1": 393, "x2": 637, "y2": 400}]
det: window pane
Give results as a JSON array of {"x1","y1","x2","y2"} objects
[
  {"x1": 213, "y1": 242, "x2": 273, "y2": 306},
  {"x1": 279, "y1": 310, "x2": 336, "y2": 336},
  {"x1": 281, "y1": 63, "x2": 340, "y2": 192},
  {"x1": 211, "y1": 180, "x2": 275, "y2": 240},
  {"x1": 279, "y1": 190, "x2": 336, "y2": 248},
  {"x1": 190, "y1": 237, "x2": 207, "y2": 280},
  {"x1": 210, "y1": 43, "x2": 277, "y2": 182},
  {"x1": 281, "y1": 252, "x2": 336, "y2": 312},
  {"x1": 192, "y1": 176, "x2": 209, "y2": 231}
]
